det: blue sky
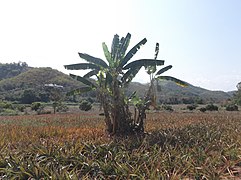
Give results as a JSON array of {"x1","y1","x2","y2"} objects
[{"x1": 0, "y1": 0, "x2": 240, "y2": 91}]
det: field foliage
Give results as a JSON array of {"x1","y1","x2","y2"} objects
[{"x1": 0, "y1": 111, "x2": 240, "y2": 179}]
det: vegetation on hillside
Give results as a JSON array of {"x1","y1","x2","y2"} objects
[
  {"x1": 0, "y1": 62, "x2": 232, "y2": 105},
  {"x1": 127, "y1": 81, "x2": 231, "y2": 104},
  {"x1": 0, "y1": 67, "x2": 81, "y2": 91},
  {"x1": 0, "y1": 66, "x2": 84, "y2": 103},
  {"x1": 0, "y1": 62, "x2": 29, "y2": 80}
]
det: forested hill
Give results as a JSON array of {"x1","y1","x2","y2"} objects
[
  {"x1": 0, "y1": 62, "x2": 84, "y2": 103},
  {"x1": 0, "y1": 62, "x2": 30, "y2": 80},
  {"x1": 0, "y1": 62, "x2": 233, "y2": 104},
  {"x1": 0, "y1": 67, "x2": 82, "y2": 92}
]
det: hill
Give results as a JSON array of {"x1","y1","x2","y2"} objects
[
  {"x1": 0, "y1": 62, "x2": 233, "y2": 104},
  {"x1": 0, "y1": 67, "x2": 82, "y2": 92},
  {"x1": 0, "y1": 65, "x2": 84, "y2": 103},
  {"x1": 0, "y1": 62, "x2": 30, "y2": 80},
  {"x1": 127, "y1": 81, "x2": 232, "y2": 104}
]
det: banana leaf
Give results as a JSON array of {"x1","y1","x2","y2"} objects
[
  {"x1": 155, "y1": 65, "x2": 173, "y2": 76},
  {"x1": 78, "y1": 53, "x2": 108, "y2": 68},
  {"x1": 156, "y1": 76, "x2": 188, "y2": 87},
  {"x1": 83, "y1": 70, "x2": 99, "y2": 78},
  {"x1": 154, "y1": 42, "x2": 159, "y2": 60},
  {"x1": 69, "y1": 74, "x2": 97, "y2": 88},
  {"x1": 66, "y1": 87, "x2": 93, "y2": 96},
  {"x1": 118, "y1": 33, "x2": 131, "y2": 59},
  {"x1": 123, "y1": 59, "x2": 164, "y2": 70},
  {"x1": 105, "y1": 72, "x2": 113, "y2": 88},
  {"x1": 122, "y1": 66, "x2": 141, "y2": 84},
  {"x1": 64, "y1": 63, "x2": 100, "y2": 70},
  {"x1": 111, "y1": 34, "x2": 120, "y2": 61},
  {"x1": 119, "y1": 38, "x2": 147, "y2": 68},
  {"x1": 102, "y1": 42, "x2": 113, "y2": 67}
]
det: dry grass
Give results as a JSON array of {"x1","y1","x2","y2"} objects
[{"x1": 0, "y1": 110, "x2": 240, "y2": 179}]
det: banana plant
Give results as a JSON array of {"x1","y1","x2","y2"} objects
[
  {"x1": 64, "y1": 33, "x2": 165, "y2": 135},
  {"x1": 145, "y1": 43, "x2": 188, "y2": 110}
]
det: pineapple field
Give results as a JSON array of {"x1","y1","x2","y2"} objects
[{"x1": 0, "y1": 110, "x2": 240, "y2": 179}]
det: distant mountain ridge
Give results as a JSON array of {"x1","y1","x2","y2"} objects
[
  {"x1": 127, "y1": 81, "x2": 232, "y2": 104},
  {"x1": 0, "y1": 62, "x2": 234, "y2": 104}
]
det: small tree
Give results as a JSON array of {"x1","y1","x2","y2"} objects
[
  {"x1": 205, "y1": 104, "x2": 218, "y2": 111},
  {"x1": 187, "y1": 104, "x2": 197, "y2": 111},
  {"x1": 226, "y1": 104, "x2": 238, "y2": 111},
  {"x1": 145, "y1": 43, "x2": 188, "y2": 109},
  {"x1": 31, "y1": 102, "x2": 42, "y2": 111},
  {"x1": 65, "y1": 33, "x2": 186, "y2": 136},
  {"x1": 79, "y1": 99, "x2": 92, "y2": 111},
  {"x1": 31, "y1": 102, "x2": 44, "y2": 114},
  {"x1": 45, "y1": 84, "x2": 64, "y2": 114},
  {"x1": 20, "y1": 89, "x2": 39, "y2": 104},
  {"x1": 234, "y1": 82, "x2": 241, "y2": 105}
]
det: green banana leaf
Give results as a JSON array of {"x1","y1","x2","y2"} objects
[
  {"x1": 111, "y1": 34, "x2": 120, "y2": 61},
  {"x1": 69, "y1": 74, "x2": 97, "y2": 88},
  {"x1": 105, "y1": 72, "x2": 113, "y2": 88},
  {"x1": 122, "y1": 66, "x2": 142, "y2": 84},
  {"x1": 64, "y1": 63, "x2": 100, "y2": 70},
  {"x1": 156, "y1": 76, "x2": 188, "y2": 87},
  {"x1": 78, "y1": 53, "x2": 108, "y2": 68},
  {"x1": 123, "y1": 59, "x2": 164, "y2": 70},
  {"x1": 118, "y1": 33, "x2": 131, "y2": 59},
  {"x1": 154, "y1": 42, "x2": 159, "y2": 60},
  {"x1": 119, "y1": 38, "x2": 147, "y2": 68},
  {"x1": 155, "y1": 65, "x2": 173, "y2": 76},
  {"x1": 66, "y1": 87, "x2": 93, "y2": 96},
  {"x1": 102, "y1": 42, "x2": 113, "y2": 67},
  {"x1": 83, "y1": 70, "x2": 99, "y2": 78}
]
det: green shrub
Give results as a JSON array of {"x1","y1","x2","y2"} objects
[
  {"x1": 162, "y1": 105, "x2": 173, "y2": 112},
  {"x1": 0, "y1": 101, "x2": 13, "y2": 109},
  {"x1": 205, "y1": 104, "x2": 218, "y2": 111},
  {"x1": 31, "y1": 102, "x2": 43, "y2": 111},
  {"x1": 56, "y1": 103, "x2": 69, "y2": 112},
  {"x1": 187, "y1": 104, "x2": 197, "y2": 111},
  {"x1": 79, "y1": 100, "x2": 92, "y2": 111},
  {"x1": 0, "y1": 109, "x2": 18, "y2": 116},
  {"x1": 87, "y1": 97, "x2": 94, "y2": 104},
  {"x1": 226, "y1": 104, "x2": 238, "y2": 111},
  {"x1": 199, "y1": 107, "x2": 207, "y2": 112},
  {"x1": 16, "y1": 104, "x2": 26, "y2": 112},
  {"x1": 37, "y1": 110, "x2": 52, "y2": 115}
]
